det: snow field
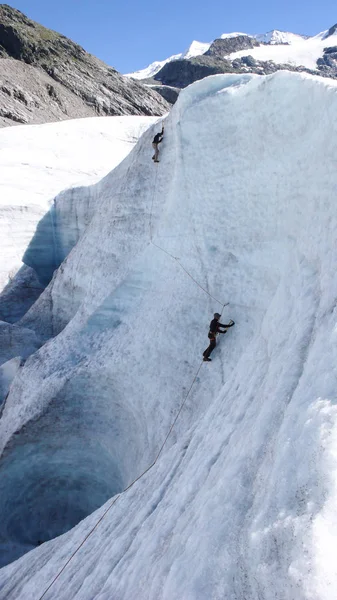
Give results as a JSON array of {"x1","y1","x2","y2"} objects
[
  {"x1": 229, "y1": 29, "x2": 337, "y2": 69},
  {"x1": 126, "y1": 28, "x2": 327, "y2": 82},
  {"x1": 0, "y1": 115, "x2": 159, "y2": 291},
  {"x1": 0, "y1": 71, "x2": 337, "y2": 599}
]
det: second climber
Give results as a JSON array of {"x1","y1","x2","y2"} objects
[
  {"x1": 203, "y1": 313, "x2": 235, "y2": 362},
  {"x1": 152, "y1": 125, "x2": 164, "y2": 163}
]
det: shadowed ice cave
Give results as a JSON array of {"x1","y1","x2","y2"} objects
[{"x1": 0, "y1": 372, "x2": 143, "y2": 567}]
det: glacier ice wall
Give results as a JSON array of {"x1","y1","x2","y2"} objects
[{"x1": 0, "y1": 72, "x2": 337, "y2": 599}]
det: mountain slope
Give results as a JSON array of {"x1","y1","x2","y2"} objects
[
  {"x1": 229, "y1": 26, "x2": 337, "y2": 70},
  {"x1": 125, "y1": 40, "x2": 211, "y2": 80},
  {"x1": 0, "y1": 71, "x2": 336, "y2": 599},
  {"x1": 127, "y1": 26, "x2": 337, "y2": 94},
  {"x1": 253, "y1": 30, "x2": 308, "y2": 44},
  {"x1": 0, "y1": 4, "x2": 169, "y2": 127},
  {"x1": 125, "y1": 29, "x2": 304, "y2": 80}
]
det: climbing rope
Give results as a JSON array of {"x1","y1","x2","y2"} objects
[
  {"x1": 151, "y1": 238, "x2": 228, "y2": 307},
  {"x1": 149, "y1": 162, "x2": 227, "y2": 307},
  {"x1": 38, "y1": 357, "x2": 206, "y2": 600},
  {"x1": 38, "y1": 139, "x2": 230, "y2": 600}
]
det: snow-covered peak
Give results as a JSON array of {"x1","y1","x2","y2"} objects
[
  {"x1": 220, "y1": 31, "x2": 251, "y2": 39},
  {"x1": 311, "y1": 25, "x2": 337, "y2": 42},
  {"x1": 125, "y1": 28, "x2": 323, "y2": 81},
  {"x1": 125, "y1": 53, "x2": 182, "y2": 80},
  {"x1": 125, "y1": 40, "x2": 211, "y2": 80},
  {"x1": 182, "y1": 39, "x2": 211, "y2": 59},
  {"x1": 220, "y1": 30, "x2": 307, "y2": 45},
  {"x1": 229, "y1": 26, "x2": 337, "y2": 69},
  {"x1": 254, "y1": 30, "x2": 308, "y2": 44},
  {"x1": 322, "y1": 23, "x2": 337, "y2": 40}
]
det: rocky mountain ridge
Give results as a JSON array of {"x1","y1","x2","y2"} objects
[
  {"x1": 0, "y1": 4, "x2": 169, "y2": 127},
  {"x1": 128, "y1": 27, "x2": 337, "y2": 102}
]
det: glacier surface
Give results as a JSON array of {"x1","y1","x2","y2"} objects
[
  {"x1": 0, "y1": 71, "x2": 337, "y2": 600},
  {"x1": 0, "y1": 115, "x2": 159, "y2": 291}
]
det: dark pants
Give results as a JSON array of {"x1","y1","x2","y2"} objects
[
  {"x1": 203, "y1": 336, "x2": 216, "y2": 359},
  {"x1": 152, "y1": 142, "x2": 159, "y2": 161}
]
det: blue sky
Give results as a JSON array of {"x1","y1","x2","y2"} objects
[{"x1": 9, "y1": 1, "x2": 337, "y2": 73}]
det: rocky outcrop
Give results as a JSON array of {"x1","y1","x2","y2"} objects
[
  {"x1": 230, "y1": 55, "x2": 319, "y2": 77},
  {"x1": 153, "y1": 51, "x2": 323, "y2": 89},
  {"x1": 149, "y1": 84, "x2": 180, "y2": 104},
  {"x1": 0, "y1": 58, "x2": 97, "y2": 126},
  {"x1": 317, "y1": 46, "x2": 337, "y2": 76},
  {"x1": 323, "y1": 23, "x2": 337, "y2": 39},
  {"x1": 205, "y1": 35, "x2": 259, "y2": 58},
  {"x1": 153, "y1": 36, "x2": 261, "y2": 89},
  {"x1": 0, "y1": 4, "x2": 169, "y2": 126},
  {"x1": 154, "y1": 55, "x2": 236, "y2": 88}
]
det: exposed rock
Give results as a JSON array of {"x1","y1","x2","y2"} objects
[
  {"x1": 153, "y1": 37, "x2": 262, "y2": 89},
  {"x1": 323, "y1": 23, "x2": 337, "y2": 39},
  {"x1": 138, "y1": 28, "x2": 337, "y2": 100},
  {"x1": 0, "y1": 58, "x2": 96, "y2": 126},
  {"x1": 154, "y1": 55, "x2": 236, "y2": 88},
  {"x1": 316, "y1": 46, "x2": 337, "y2": 75},
  {"x1": 149, "y1": 84, "x2": 180, "y2": 104},
  {"x1": 323, "y1": 45, "x2": 337, "y2": 54},
  {"x1": 153, "y1": 45, "x2": 337, "y2": 91},
  {"x1": 0, "y1": 4, "x2": 169, "y2": 127},
  {"x1": 205, "y1": 35, "x2": 260, "y2": 58},
  {"x1": 240, "y1": 55, "x2": 258, "y2": 67},
  {"x1": 228, "y1": 55, "x2": 324, "y2": 77}
]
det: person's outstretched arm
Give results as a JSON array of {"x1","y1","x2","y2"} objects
[
  {"x1": 219, "y1": 320, "x2": 235, "y2": 331},
  {"x1": 158, "y1": 126, "x2": 164, "y2": 143}
]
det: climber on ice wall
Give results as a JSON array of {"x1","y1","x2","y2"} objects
[
  {"x1": 152, "y1": 125, "x2": 164, "y2": 162},
  {"x1": 203, "y1": 313, "x2": 235, "y2": 361}
]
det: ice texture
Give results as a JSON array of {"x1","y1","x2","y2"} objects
[{"x1": 0, "y1": 72, "x2": 337, "y2": 600}]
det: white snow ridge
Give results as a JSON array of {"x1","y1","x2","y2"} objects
[
  {"x1": 125, "y1": 40, "x2": 211, "y2": 79},
  {"x1": 1, "y1": 71, "x2": 337, "y2": 600}
]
